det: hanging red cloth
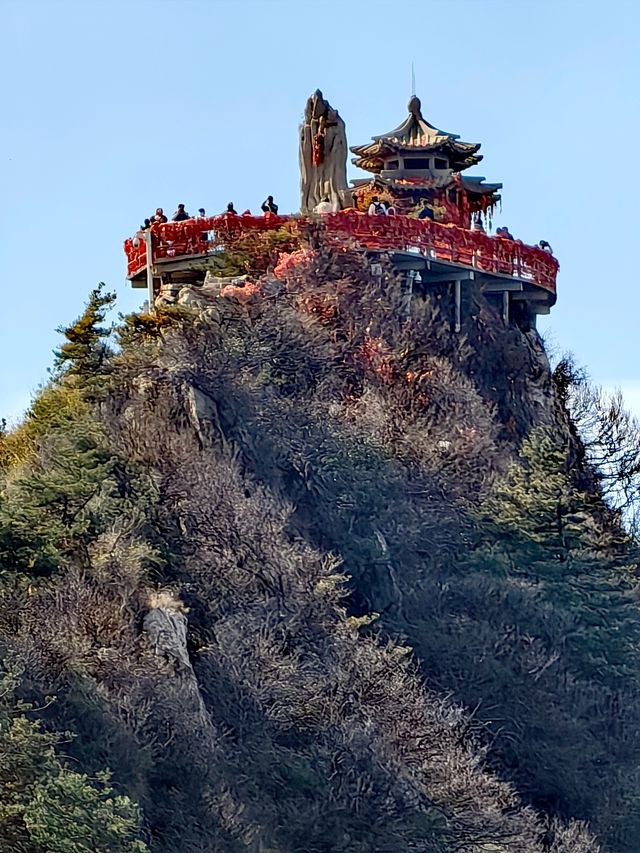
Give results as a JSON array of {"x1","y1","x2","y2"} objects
[{"x1": 312, "y1": 130, "x2": 325, "y2": 166}]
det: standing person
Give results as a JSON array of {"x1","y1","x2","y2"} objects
[
  {"x1": 417, "y1": 199, "x2": 434, "y2": 220},
  {"x1": 153, "y1": 208, "x2": 168, "y2": 224},
  {"x1": 172, "y1": 204, "x2": 191, "y2": 222},
  {"x1": 225, "y1": 203, "x2": 238, "y2": 215},
  {"x1": 261, "y1": 195, "x2": 279, "y2": 214},
  {"x1": 539, "y1": 240, "x2": 553, "y2": 254},
  {"x1": 140, "y1": 218, "x2": 151, "y2": 231},
  {"x1": 195, "y1": 209, "x2": 208, "y2": 244},
  {"x1": 367, "y1": 196, "x2": 386, "y2": 216}
]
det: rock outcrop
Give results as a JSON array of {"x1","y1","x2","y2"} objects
[{"x1": 299, "y1": 90, "x2": 349, "y2": 213}]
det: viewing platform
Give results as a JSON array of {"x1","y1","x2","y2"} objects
[
  {"x1": 124, "y1": 211, "x2": 558, "y2": 324},
  {"x1": 124, "y1": 90, "x2": 559, "y2": 329}
]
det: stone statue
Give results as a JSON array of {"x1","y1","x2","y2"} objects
[{"x1": 299, "y1": 90, "x2": 349, "y2": 214}]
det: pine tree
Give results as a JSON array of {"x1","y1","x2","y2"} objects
[
  {"x1": 0, "y1": 417, "x2": 118, "y2": 576},
  {"x1": 0, "y1": 666, "x2": 147, "y2": 852},
  {"x1": 0, "y1": 406, "x2": 155, "y2": 580},
  {"x1": 54, "y1": 283, "x2": 116, "y2": 379},
  {"x1": 476, "y1": 428, "x2": 640, "y2": 683},
  {"x1": 433, "y1": 427, "x2": 640, "y2": 836}
]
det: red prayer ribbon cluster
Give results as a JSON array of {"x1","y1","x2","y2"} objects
[{"x1": 124, "y1": 211, "x2": 558, "y2": 295}]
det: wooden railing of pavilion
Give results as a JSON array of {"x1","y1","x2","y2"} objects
[{"x1": 124, "y1": 212, "x2": 558, "y2": 295}]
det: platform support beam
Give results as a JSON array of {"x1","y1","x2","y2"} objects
[
  {"x1": 480, "y1": 280, "x2": 523, "y2": 293},
  {"x1": 425, "y1": 270, "x2": 475, "y2": 283},
  {"x1": 454, "y1": 279, "x2": 461, "y2": 333},
  {"x1": 403, "y1": 269, "x2": 416, "y2": 317},
  {"x1": 502, "y1": 290, "x2": 509, "y2": 325}
]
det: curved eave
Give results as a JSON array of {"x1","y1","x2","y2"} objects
[
  {"x1": 451, "y1": 154, "x2": 483, "y2": 172},
  {"x1": 350, "y1": 174, "x2": 455, "y2": 190},
  {"x1": 351, "y1": 139, "x2": 482, "y2": 171},
  {"x1": 351, "y1": 156, "x2": 384, "y2": 172},
  {"x1": 462, "y1": 176, "x2": 503, "y2": 194},
  {"x1": 351, "y1": 139, "x2": 480, "y2": 157},
  {"x1": 372, "y1": 111, "x2": 459, "y2": 146},
  {"x1": 351, "y1": 155, "x2": 484, "y2": 174}
]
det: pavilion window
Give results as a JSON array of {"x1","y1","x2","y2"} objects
[
  {"x1": 434, "y1": 157, "x2": 449, "y2": 169},
  {"x1": 403, "y1": 157, "x2": 432, "y2": 170},
  {"x1": 386, "y1": 159, "x2": 400, "y2": 170}
]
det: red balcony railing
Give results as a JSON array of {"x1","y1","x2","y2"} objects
[{"x1": 124, "y1": 212, "x2": 558, "y2": 295}]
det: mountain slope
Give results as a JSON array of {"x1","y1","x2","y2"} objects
[{"x1": 1, "y1": 242, "x2": 637, "y2": 851}]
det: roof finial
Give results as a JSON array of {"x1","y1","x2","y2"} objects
[{"x1": 408, "y1": 94, "x2": 422, "y2": 117}]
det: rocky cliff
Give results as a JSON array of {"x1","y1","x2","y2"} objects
[{"x1": 0, "y1": 243, "x2": 638, "y2": 851}]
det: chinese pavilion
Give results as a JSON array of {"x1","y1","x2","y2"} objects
[
  {"x1": 124, "y1": 88, "x2": 558, "y2": 332},
  {"x1": 349, "y1": 95, "x2": 502, "y2": 226}
]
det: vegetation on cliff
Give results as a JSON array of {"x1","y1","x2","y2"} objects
[{"x1": 1, "y1": 240, "x2": 638, "y2": 851}]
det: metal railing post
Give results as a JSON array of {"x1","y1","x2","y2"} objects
[{"x1": 144, "y1": 230, "x2": 154, "y2": 313}]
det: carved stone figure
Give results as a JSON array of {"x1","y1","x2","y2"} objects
[{"x1": 299, "y1": 90, "x2": 349, "y2": 213}]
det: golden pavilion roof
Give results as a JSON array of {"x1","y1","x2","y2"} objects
[{"x1": 351, "y1": 96, "x2": 482, "y2": 173}]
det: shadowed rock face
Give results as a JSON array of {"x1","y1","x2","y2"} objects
[
  {"x1": 299, "y1": 90, "x2": 349, "y2": 213},
  {"x1": 144, "y1": 606, "x2": 190, "y2": 670}
]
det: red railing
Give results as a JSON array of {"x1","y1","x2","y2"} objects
[{"x1": 124, "y1": 212, "x2": 558, "y2": 295}]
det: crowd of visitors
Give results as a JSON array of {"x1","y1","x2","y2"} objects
[
  {"x1": 139, "y1": 198, "x2": 281, "y2": 231},
  {"x1": 366, "y1": 196, "x2": 398, "y2": 216},
  {"x1": 137, "y1": 195, "x2": 552, "y2": 255},
  {"x1": 496, "y1": 226, "x2": 514, "y2": 239},
  {"x1": 140, "y1": 208, "x2": 168, "y2": 229}
]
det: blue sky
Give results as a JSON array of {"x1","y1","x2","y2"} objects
[{"x1": 1, "y1": 0, "x2": 638, "y2": 421}]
